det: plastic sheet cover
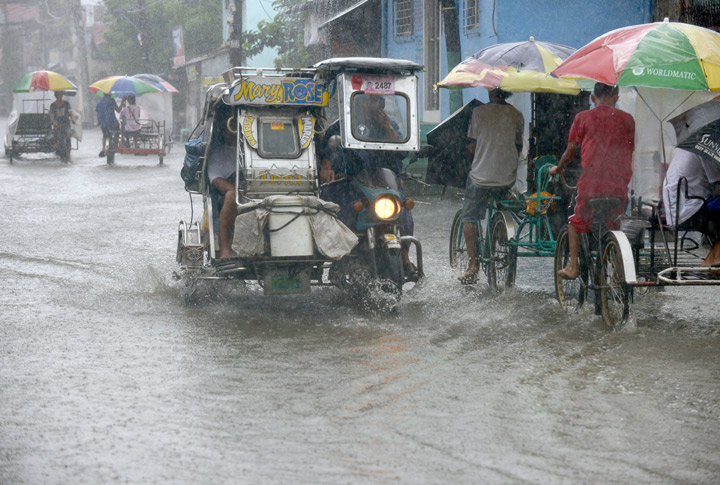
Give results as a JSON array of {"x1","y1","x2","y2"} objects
[{"x1": 232, "y1": 196, "x2": 357, "y2": 259}]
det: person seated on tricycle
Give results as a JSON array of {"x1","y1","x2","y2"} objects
[
  {"x1": 207, "y1": 104, "x2": 242, "y2": 260},
  {"x1": 663, "y1": 147, "x2": 720, "y2": 267},
  {"x1": 460, "y1": 88, "x2": 524, "y2": 284},
  {"x1": 549, "y1": 83, "x2": 635, "y2": 279},
  {"x1": 119, "y1": 95, "x2": 142, "y2": 147}
]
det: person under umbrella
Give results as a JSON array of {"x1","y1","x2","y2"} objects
[
  {"x1": 119, "y1": 95, "x2": 142, "y2": 147},
  {"x1": 459, "y1": 88, "x2": 524, "y2": 284},
  {"x1": 549, "y1": 83, "x2": 635, "y2": 280},
  {"x1": 662, "y1": 148, "x2": 720, "y2": 267},
  {"x1": 49, "y1": 91, "x2": 74, "y2": 161},
  {"x1": 96, "y1": 91, "x2": 120, "y2": 157}
]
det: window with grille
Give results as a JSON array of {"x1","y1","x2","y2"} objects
[
  {"x1": 463, "y1": 0, "x2": 479, "y2": 35},
  {"x1": 393, "y1": 0, "x2": 414, "y2": 41}
]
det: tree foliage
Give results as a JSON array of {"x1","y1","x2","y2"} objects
[
  {"x1": 243, "y1": 0, "x2": 328, "y2": 68},
  {"x1": 101, "y1": 0, "x2": 223, "y2": 74}
]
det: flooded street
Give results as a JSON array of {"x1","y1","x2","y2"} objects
[{"x1": 1, "y1": 126, "x2": 719, "y2": 483}]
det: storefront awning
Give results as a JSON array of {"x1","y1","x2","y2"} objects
[{"x1": 318, "y1": 0, "x2": 370, "y2": 29}]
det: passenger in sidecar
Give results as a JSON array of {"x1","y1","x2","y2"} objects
[
  {"x1": 206, "y1": 104, "x2": 244, "y2": 259},
  {"x1": 663, "y1": 148, "x2": 720, "y2": 267}
]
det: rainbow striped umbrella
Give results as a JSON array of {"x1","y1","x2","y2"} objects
[
  {"x1": 89, "y1": 75, "x2": 161, "y2": 97},
  {"x1": 13, "y1": 70, "x2": 77, "y2": 93},
  {"x1": 552, "y1": 19, "x2": 720, "y2": 91},
  {"x1": 437, "y1": 37, "x2": 582, "y2": 94},
  {"x1": 132, "y1": 74, "x2": 179, "y2": 93}
]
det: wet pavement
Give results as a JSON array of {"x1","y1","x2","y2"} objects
[{"x1": 1, "y1": 125, "x2": 719, "y2": 483}]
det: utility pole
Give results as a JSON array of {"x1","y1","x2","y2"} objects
[
  {"x1": 229, "y1": 0, "x2": 244, "y2": 67},
  {"x1": 72, "y1": 0, "x2": 92, "y2": 126},
  {"x1": 136, "y1": 0, "x2": 152, "y2": 72},
  {"x1": 440, "y1": 0, "x2": 463, "y2": 113}
]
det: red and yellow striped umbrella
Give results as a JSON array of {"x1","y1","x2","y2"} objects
[
  {"x1": 13, "y1": 70, "x2": 77, "y2": 93},
  {"x1": 552, "y1": 19, "x2": 720, "y2": 91},
  {"x1": 437, "y1": 37, "x2": 582, "y2": 94}
]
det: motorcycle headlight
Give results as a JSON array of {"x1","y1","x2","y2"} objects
[{"x1": 374, "y1": 196, "x2": 401, "y2": 220}]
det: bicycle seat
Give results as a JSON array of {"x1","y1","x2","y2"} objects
[{"x1": 588, "y1": 197, "x2": 622, "y2": 215}]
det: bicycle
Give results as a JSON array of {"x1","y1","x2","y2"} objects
[
  {"x1": 448, "y1": 188, "x2": 520, "y2": 293},
  {"x1": 554, "y1": 197, "x2": 630, "y2": 328},
  {"x1": 449, "y1": 163, "x2": 564, "y2": 293}
]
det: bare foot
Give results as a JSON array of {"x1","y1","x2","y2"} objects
[
  {"x1": 459, "y1": 269, "x2": 478, "y2": 285},
  {"x1": 557, "y1": 265, "x2": 579, "y2": 280}
]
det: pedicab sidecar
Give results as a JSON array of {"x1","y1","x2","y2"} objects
[
  {"x1": 175, "y1": 58, "x2": 424, "y2": 308},
  {"x1": 4, "y1": 91, "x2": 80, "y2": 163}
]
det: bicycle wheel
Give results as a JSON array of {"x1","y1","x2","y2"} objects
[
  {"x1": 487, "y1": 214, "x2": 517, "y2": 292},
  {"x1": 554, "y1": 225, "x2": 586, "y2": 312},
  {"x1": 600, "y1": 237, "x2": 630, "y2": 328},
  {"x1": 449, "y1": 209, "x2": 467, "y2": 272}
]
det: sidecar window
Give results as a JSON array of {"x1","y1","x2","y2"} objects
[
  {"x1": 351, "y1": 93, "x2": 409, "y2": 144},
  {"x1": 257, "y1": 120, "x2": 300, "y2": 158}
]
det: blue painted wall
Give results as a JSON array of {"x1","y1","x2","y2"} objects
[{"x1": 383, "y1": 0, "x2": 655, "y2": 121}]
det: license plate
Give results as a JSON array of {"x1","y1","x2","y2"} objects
[
  {"x1": 263, "y1": 269, "x2": 310, "y2": 295},
  {"x1": 362, "y1": 75, "x2": 395, "y2": 94},
  {"x1": 270, "y1": 272, "x2": 302, "y2": 290}
]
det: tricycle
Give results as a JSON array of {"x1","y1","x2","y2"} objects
[
  {"x1": 175, "y1": 58, "x2": 424, "y2": 310},
  {"x1": 105, "y1": 119, "x2": 166, "y2": 165},
  {"x1": 5, "y1": 91, "x2": 80, "y2": 163}
]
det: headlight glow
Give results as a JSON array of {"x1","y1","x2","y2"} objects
[{"x1": 374, "y1": 196, "x2": 400, "y2": 220}]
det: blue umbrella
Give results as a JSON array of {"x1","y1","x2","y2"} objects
[{"x1": 132, "y1": 74, "x2": 179, "y2": 93}]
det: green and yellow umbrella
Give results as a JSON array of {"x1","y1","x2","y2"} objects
[
  {"x1": 13, "y1": 70, "x2": 77, "y2": 93},
  {"x1": 437, "y1": 37, "x2": 582, "y2": 94},
  {"x1": 552, "y1": 19, "x2": 720, "y2": 91}
]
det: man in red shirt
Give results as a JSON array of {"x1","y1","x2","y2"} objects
[{"x1": 550, "y1": 83, "x2": 635, "y2": 279}]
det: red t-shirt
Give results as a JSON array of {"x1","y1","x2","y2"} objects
[{"x1": 569, "y1": 106, "x2": 635, "y2": 199}]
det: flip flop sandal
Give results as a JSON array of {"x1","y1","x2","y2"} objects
[{"x1": 459, "y1": 271, "x2": 478, "y2": 285}]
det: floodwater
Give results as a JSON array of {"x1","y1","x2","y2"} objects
[{"x1": 1, "y1": 126, "x2": 719, "y2": 484}]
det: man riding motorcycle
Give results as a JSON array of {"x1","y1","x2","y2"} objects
[{"x1": 319, "y1": 109, "x2": 418, "y2": 279}]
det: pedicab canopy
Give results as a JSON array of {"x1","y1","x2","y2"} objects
[{"x1": 313, "y1": 57, "x2": 423, "y2": 153}]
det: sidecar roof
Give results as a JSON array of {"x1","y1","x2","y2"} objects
[{"x1": 313, "y1": 58, "x2": 424, "y2": 74}]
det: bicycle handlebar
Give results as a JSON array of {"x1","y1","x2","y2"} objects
[{"x1": 558, "y1": 172, "x2": 576, "y2": 191}]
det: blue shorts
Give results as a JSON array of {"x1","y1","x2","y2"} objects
[
  {"x1": 683, "y1": 195, "x2": 720, "y2": 243},
  {"x1": 461, "y1": 178, "x2": 513, "y2": 223}
]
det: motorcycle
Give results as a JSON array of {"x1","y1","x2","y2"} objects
[
  {"x1": 323, "y1": 163, "x2": 423, "y2": 309},
  {"x1": 176, "y1": 58, "x2": 424, "y2": 310}
]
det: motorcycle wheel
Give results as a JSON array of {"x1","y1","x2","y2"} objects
[{"x1": 332, "y1": 255, "x2": 401, "y2": 313}]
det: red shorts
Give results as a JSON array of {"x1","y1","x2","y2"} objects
[{"x1": 569, "y1": 191, "x2": 626, "y2": 234}]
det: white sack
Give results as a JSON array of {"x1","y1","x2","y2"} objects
[{"x1": 232, "y1": 206, "x2": 267, "y2": 257}]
